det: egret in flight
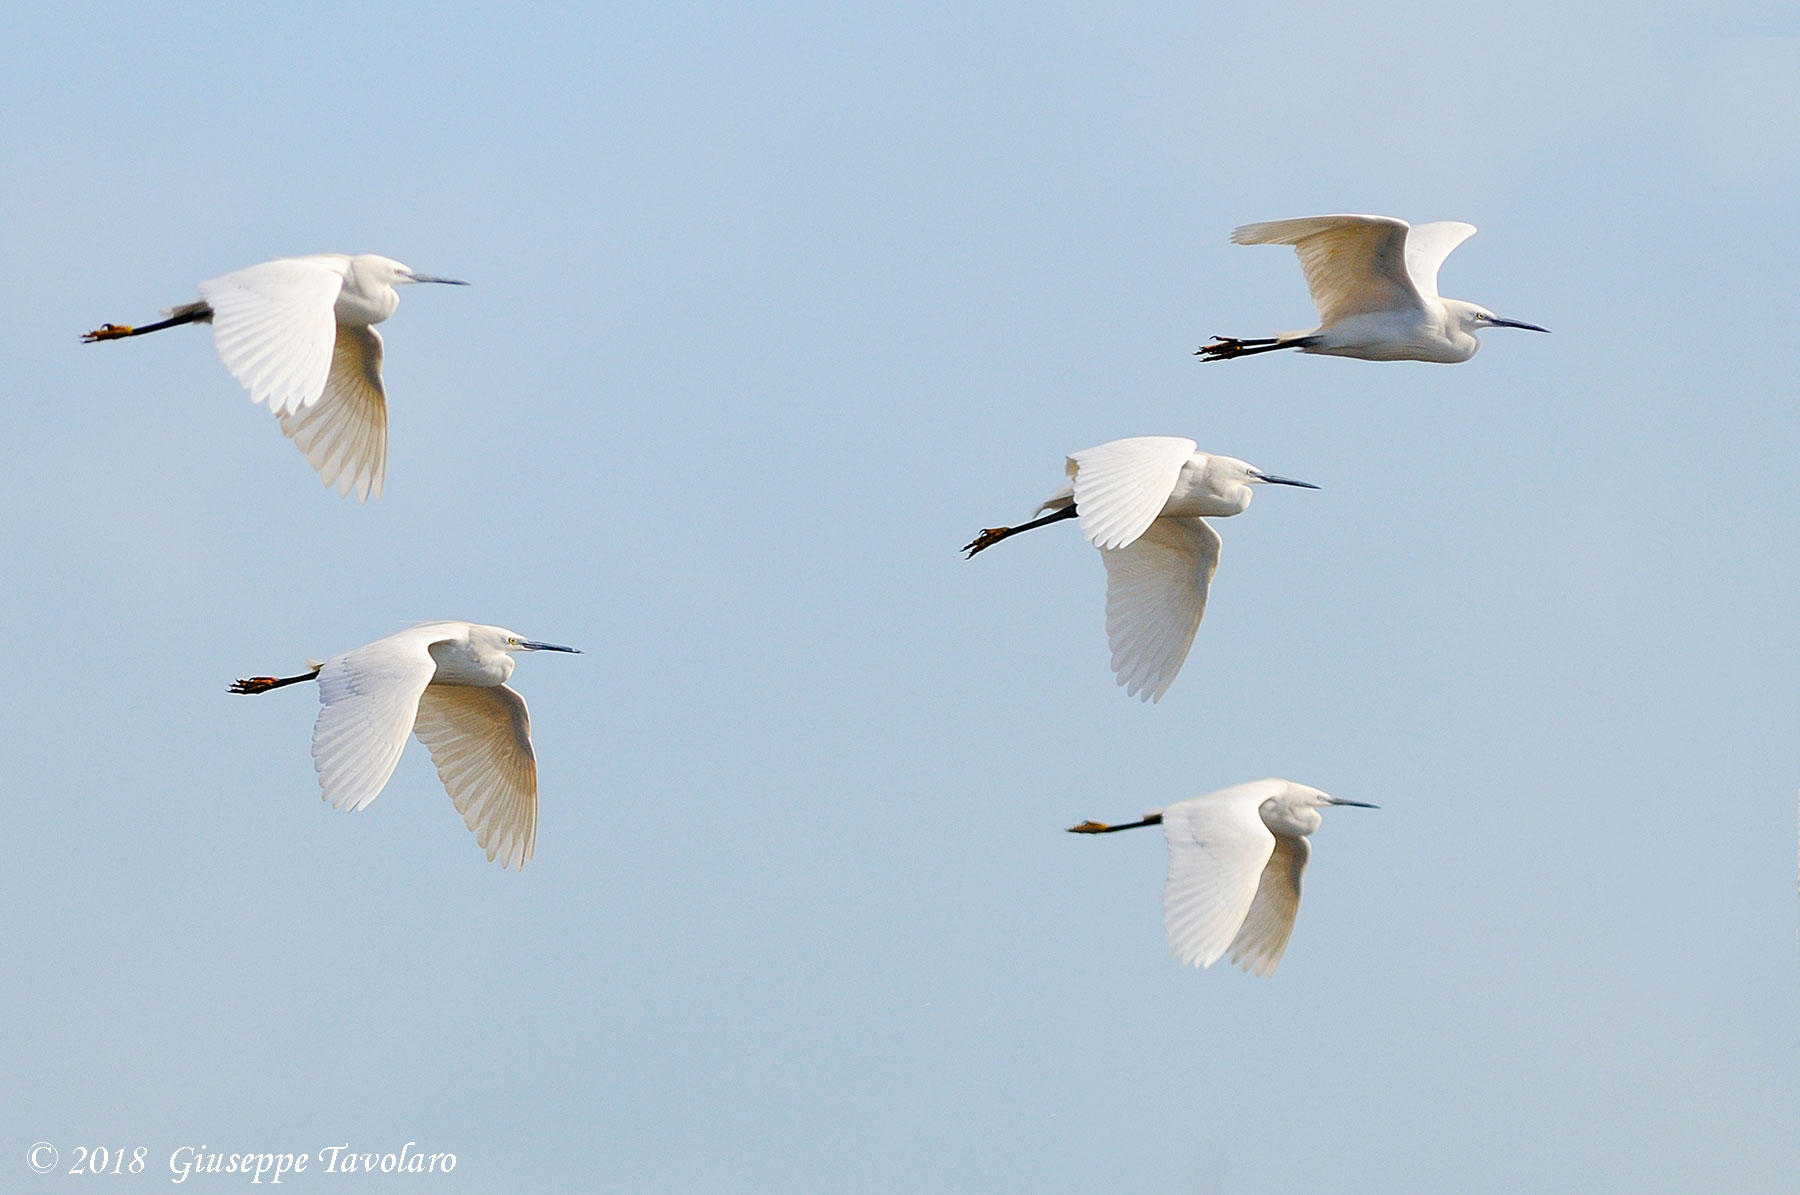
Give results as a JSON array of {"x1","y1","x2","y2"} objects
[
  {"x1": 1070, "y1": 778, "x2": 1375, "y2": 975},
  {"x1": 1196, "y1": 214, "x2": 1546, "y2": 363},
  {"x1": 83, "y1": 254, "x2": 468, "y2": 501},
  {"x1": 231, "y1": 622, "x2": 578, "y2": 869},
  {"x1": 963, "y1": 436, "x2": 1315, "y2": 702}
]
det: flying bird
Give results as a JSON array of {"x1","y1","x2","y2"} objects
[
  {"x1": 1070, "y1": 778, "x2": 1375, "y2": 975},
  {"x1": 83, "y1": 254, "x2": 468, "y2": 500},
  {"x1": 231, "y1": 622, "x2": 578, "y2": 869},
  {"x1": 1196, "y1": 214, "x2": 1546, "y2": 363},
  {"x1": 963, "y1": 436, "x2": 1315, "y2": 702}
]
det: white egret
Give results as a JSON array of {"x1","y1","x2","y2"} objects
[
  {"x1": 963, "y1": 436, "x2": 1315, "y2": 702},
  {"x1": 1196, "y1": 214, "x2": 1546, "y2": 363},
  {"x1": 83, "y1": 254, "x2": 468, "y2": 501},
  {"x1": 1070, "y1": 778, "x2": 1375, "y2": 975},
  {"x1": 230, "y1": 622, "x2": 578, "y2": 869}
]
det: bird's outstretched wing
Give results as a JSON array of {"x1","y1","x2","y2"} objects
[
  {"x1": 1226, "y1": 834, "x2": 1310, "y2": 976},
  {"x1": 411, "y1": 683, "x2": 538, "y2": 871},
  {"x1": 198, "y1": 257, "x2": 344, "y2": 416},
  {"x1": 1100, "y1": 516, "x2": 1220, "y2": 702},
  {"x1": 1160, "y1": 785, "x2": 1280, "y2": 968},
  {"x1": 310, "y1": 626, "x2": 449, "y2": 814},
  {"x1": 1232, "y1": 214, "x2": 1418, "y2": 325},
  {"x1": 1401, "y1": 221, "x2": 1477, "y2": 300},
  {"x1": 277, "y1": 324, "x2": 388, "y2": 501},
  {"x1": 1067, "y1": 437, "x2": 1198, "y2": 550}
]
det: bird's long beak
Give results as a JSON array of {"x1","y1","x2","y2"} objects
[
  {"x1": 1488, "y1": 317, "x2": 1548, "y2": 333},
  {"x1": 1328, "y1": 797, "x2": 1379, "y2": 809},
  {"x1": 1249, "y1": 471, "x2": 1320, "y2": 489},
  {"x1": 403, "y1": 272, "x2": 471, "y2": 286},
  {"x1": 519, "y1": 641, "x2": 581, "y2": 653}
]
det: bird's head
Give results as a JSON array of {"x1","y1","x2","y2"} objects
[
  {"x1": 1447, "y1": 299, "x2": 1548, "y2": 337},
  {"x1": 352, "y1": 254, "x2": 470, "y2": 288},
  {"x1": 1261, "y1": 782, "x2": 1378, "y2": 837},
  {"x1": 490, "y1": 628, "x2": 582, "y2": 656},
  {"x1": 1305, "y1": 785, "x2": 1377, "y2": 812},
  {"x1": 1206, "y1": 455, "x2": 1320, "y2": 511}
]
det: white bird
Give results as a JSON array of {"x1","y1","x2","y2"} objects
[
  {"x1": 84, "y1": 254, "x2": 468, "y2": 501},
  {"x1": 964, "y1": 436, "x2": 1315, "y2": 702},
  {"x1": 1070, "y1": 778, "x2": 1375, "y2": 975},
  {"x1": 230, "y1": 622, "x2": 578, "y2": 869},
  {"x1": 1196, "y1": 214, "x2": 1546, "y2": 363}
]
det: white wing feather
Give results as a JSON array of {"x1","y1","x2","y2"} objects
[
  {"x1": 1232, "y1": 214, "x2": 1418, "y2": 325},
  {"x1": 412, "y1": 684, "x2": 538, "y2": 871},
  {"x1": 1100, "y1": 516, "x2": 1220, "y2": 702},
  {"x1": 198, "y1": 258, "x2": 345, "y2": 416},
  {"x1": 277, "y1": 324, "x2": 388, "y2": 501},
  {"x1": 1067, "y1": 437, "x2": 1197, "y2": 550},
  {"x1": 309, "y1": 627, "x2": 447, "y2": 815},
  {"x1": 1160, "y1": 786, "x2": 1280, "y2": 968},
  {"x1": 1226, "y1": 834, "x2": 1309, "y2": 976},
  {"x1": 1400, "y1": 221, "x2": 1477, "y2": 300}
]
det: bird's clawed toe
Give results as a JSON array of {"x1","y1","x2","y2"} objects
[
  {"x1": 962, "y1": 527, "x2": 1011, "y2": 558},
  {"x1": 82, "y1": 323, "x2": 134, "y2": 343},
  {"x1": 1195, "y1": 337, "x2": 1244, "y2": 361},
  {"x1": 1067, "y1": 820, "x2": 1110, "y2": 834},
  {"x1": 229, "y1": 676, "x2": 279, "y2": 695}
]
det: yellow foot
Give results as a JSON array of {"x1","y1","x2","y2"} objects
[
  {"x1": 82, "y1": 323, "x2": 135, "y2": 343},
  {"x1": 1195, "y1": 337, "x2": 1244, "y2": 361},
  {"x1": 229, "y1": 676, "x2": 279, "y2": 694},
  {"x1": 1067, "y1": 820, "x2": 1111, "y2": 834},
  {"x1": 962, "y1": 527, "x2": 1010, "y2": 557}
]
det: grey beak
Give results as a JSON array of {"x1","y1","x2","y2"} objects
[
  {"x1": 1249, "y1": 471, "x2": 1320, "y2": 490},
  {"x1": 519, "y1": 641, "x2": 581, "y2": 653},
  {"x1": 1488, "y1": 317, "x2": 1548, "y2": 333},
  {"x1": 405, "y1": 272, "x2": 470, "y2": 286},
  {"x1": 1329, "y1": 798, "x2": 1379, "y2": 809}
]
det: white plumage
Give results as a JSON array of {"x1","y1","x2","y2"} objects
[
  {"x1": 83, "y1": 253, "x2": 466, "y2": 500},
  {"x1": 964, "y1": 436, "x2": 1316, "y2": 702},
  {"x1": 1198, "y1": 213, "x2": 1546, "y2": 363},
  {"x1": 1071, "y1": 778, "x2": 1376, "y2": 976},
  {"x1": 231, "y1": 622, "x2": 578, "y2": 870}
]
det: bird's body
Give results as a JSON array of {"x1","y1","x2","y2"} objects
[
  {"x1": 1070, "y1": 778, "x2": 1375, "y2": 975},
  {"x1": 1197, "y1": 214, "x2": 1546, "y2": 363},
  {"x1": 963, "y1": 436, "x2": 1315, "y2": 702},
  {"x1": 83, "y1": 253, "x2": 467, "y2": 501},
  {"x1": 230, "y1": 622, "x2": 578, "y2": 870}
]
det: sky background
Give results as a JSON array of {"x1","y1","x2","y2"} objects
[{"x1": 4, "y1": 4, "x2": 1798, "y2": 1191}]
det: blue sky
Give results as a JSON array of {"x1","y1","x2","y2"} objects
[{"x1": 4, "y1": 5, "x2": 1798, "y2": 1190}]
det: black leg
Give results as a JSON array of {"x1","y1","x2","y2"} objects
[
  {"x1": 963, "y1": 503, "x2": 1080, "y2": 558},
  {"x1": 1068, "y1": 814, "x2": 1164, "y2": 834},
  {"x1": 83, "y1": 305, "x2": 212, "y2": 343},
  {"x1": 1194, "y1": 335, "x2": 1309, "y2": 362},
  {"x1": 229, "y1": 669, "x2": 321, "y2": 695}
]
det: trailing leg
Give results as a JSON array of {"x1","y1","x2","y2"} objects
[
  {"x1": 229, "y1": 668, "x2": 321, "y2": 695},
  {"x1": 1194, "y1": 335, "x2": 1309, "y2": 362},
  {"x1": 962, "y1": 503, "x2": 1080, "y2": 558},
  {"x1": 1068, "y1": 814, "x2": 1164, "y2": 834},
  {"x1": 82, "y1": 301, "x2": 212, "y2": 343}
]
